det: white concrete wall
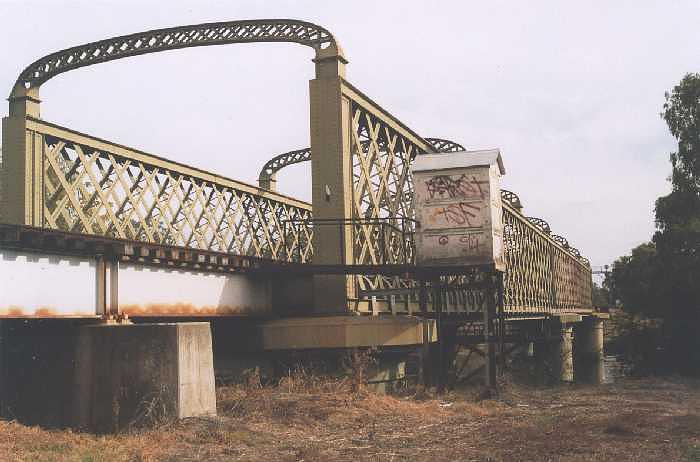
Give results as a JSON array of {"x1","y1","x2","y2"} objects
[
  {"x1": 0, "y1": 249, "x2": 97, "y2": 317},
  {"x1": 119, "y1": 263, "x2": 272, "y2": 316},
  {"x1": 0, "y1": 250, "x2": 273, "y2": 318}
]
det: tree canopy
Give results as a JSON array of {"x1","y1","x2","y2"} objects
[{"x1": 607, "y1": 73, "x2": 700, "y2": 374}]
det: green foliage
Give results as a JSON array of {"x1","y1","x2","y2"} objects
[
  {"x1": 660, "y1": 73, "x2": 700, "y2": 196},
  {"x1": 591, "y1": 282, "x2": 611, "y2": 309},
  {"x1": 654, "y1": 74, "x2": 700, "y2": 320},
  {"x1": 608, "y1": 243, "x2": 660, "y2": 316},
  {"x1": 608, "y1": 73, "x2": 700, "y2": 375}
]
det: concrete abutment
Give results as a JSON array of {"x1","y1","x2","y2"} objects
[
  {"x1": 0, "y1": 321, "x2": 216, "y2": 432},
  {"x1": 74, "y1": 322, "x2": 216, "y2": 433}
]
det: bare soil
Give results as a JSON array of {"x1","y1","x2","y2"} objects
[{"x1": 0, "y1": 376, "x2": 699, "y2": 462}]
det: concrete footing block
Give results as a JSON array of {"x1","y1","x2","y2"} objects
[
  {"x1": 365, "y1": 354, "x2": 407, "y2": 393},
  {"x1": 73, "y1": 322, "x2": 216, "y2": 433}
]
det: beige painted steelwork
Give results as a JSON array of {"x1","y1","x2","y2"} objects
[
  {"x1": 0, "y1": 117, "x2": 313, "y2": 261},
  {"x1": 1, "y1": 18, "x2": 592, "y2": 318}
]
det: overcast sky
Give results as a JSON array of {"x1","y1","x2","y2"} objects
[{"x1": 1, "y1": 1, "x2": 698, "y2": 267}]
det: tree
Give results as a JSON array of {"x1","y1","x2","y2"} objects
[
  {"x1": 609, "y1": 74, "x2": 700, "y2": 375},
  {"x1": 654, "y1": 74, "x2": 700, "y2": 374},
  {"x1": 609, "y1": 242, "x2": 660, "y2": 316},
  {"x1": 654, "y1": 74, "x2": 700, "y2": 321},
  {"x1": 591, "y1": 282, "x2": 611, "y2": 310}
]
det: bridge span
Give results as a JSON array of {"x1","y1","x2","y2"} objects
[{"x1": 0, "y1": 19, "x2": 602, "y2": 430}]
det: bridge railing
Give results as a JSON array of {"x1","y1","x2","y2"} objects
[
  {"x1": 502, "y1": 200, "x2": 592, "y2": 314},
  {"x1": 1, "y1": 117, "x2": 313, "y2": 262},
  {"x1": 284, "y1": 218, "x2": 415, "y2": 266},
  {"x1": 344, "y1": 200, "x2": 593, "y2": 316}
]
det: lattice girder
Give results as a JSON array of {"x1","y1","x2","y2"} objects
[{"x1": 22, "y1": 118, "x2": 313, "y2": 262}]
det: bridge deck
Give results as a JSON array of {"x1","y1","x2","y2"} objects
[{"x1": 0, "y1": 223, "x2": 590, "y2": 319}]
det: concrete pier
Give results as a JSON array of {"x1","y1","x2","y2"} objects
[
  {"x1": 74, "y1": 322, "x2": 216, "y2": 433},
  {"x1": 574, "y1": 316, "x2": 605, "y2": 384},
  {"x1": 535, "y1": 318, "x2": 576, "y2": 383}
]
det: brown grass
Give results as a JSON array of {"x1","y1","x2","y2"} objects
[{"x1": 0, "y1": 376, "x2": 699, "y2": 461}]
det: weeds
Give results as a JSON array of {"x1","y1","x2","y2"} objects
[{"x1": 125, "y1": 384, "x2": 174, "y2": 433}]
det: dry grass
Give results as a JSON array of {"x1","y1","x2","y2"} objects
[{"x1": 0, "y1": 376, "x2": 699, "y2": 461}]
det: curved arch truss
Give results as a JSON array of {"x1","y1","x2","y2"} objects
[
  {"x1": 423, "y1": 137, "x2": 466, "y2": 152},
  {"x1": 258, "y1": 137, "x2": 464, "y2": 186},
  {"x1": 259, "y1": 147, "x2": 312, "y2": 179},
  {"x1": 14, "y1": 19, "x2": 336, "y2": 91}
]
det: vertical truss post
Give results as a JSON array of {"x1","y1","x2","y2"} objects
[
  {"x1": 95, "y1": 255, "x2": 119, "y2": 318},
  {"x1": 2, "y1": 86, "x2": 43, "y2": 226},
  {"x1": 95, "y1": 256, "x2": 106, "y2": 316},
  {"x1": 107, "y1": 258, "x2": 119, "y2": 317},
  {"x1": 309, "y1": 46, "x2": 353, "y2": 313}
]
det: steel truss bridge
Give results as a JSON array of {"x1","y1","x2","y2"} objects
[{"x1": 0, "y1": 19, "x2": 592, "y2": 321}]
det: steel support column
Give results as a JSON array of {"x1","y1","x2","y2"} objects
[
  {"x1": 1, "y1": 92, "x2": 42, "y2": 226},
  {"x1": 95, "y1": 256, "x2": 119, "y2": 318},
  {"x1": 309, "y1": 47, "x2": 353, "y2": 313},
  {"x1": 484, "y1": 274, "x2": 499, "y2": 389}
]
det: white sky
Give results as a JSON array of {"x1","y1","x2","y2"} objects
[{"x1": 1, "y1": 0, "x2": 698, "y2": 267}]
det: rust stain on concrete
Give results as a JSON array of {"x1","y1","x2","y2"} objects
[
  {"x1": 120, "y1": 303, "x2": 257, "y2": 316},
  {"x1": 0, "y1": 305, "x2": 96, "y2": 317}
]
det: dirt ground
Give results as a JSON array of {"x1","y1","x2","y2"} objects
[{"x1": 0, "y1": 376, "x2": 699, "y2": 462}]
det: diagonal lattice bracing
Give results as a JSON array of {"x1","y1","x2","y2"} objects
[
  {"x1": 339, "y1": 83, "x2": 591, "y2": 315},
  {"x1": 31, "y1": 118, "x2": 313, "y2": 262},
  {"x1": 347, "y1": 98, "x2": 427, "y2": 297},
  {"x1": 502, "y1": 204, "x2": 592, "y2": 313}
]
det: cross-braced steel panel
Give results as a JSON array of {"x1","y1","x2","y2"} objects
[
  {"x1": 344, "y1": 91, "x2": 428, "y2": 297},
  {"x1": 24, "y1": 118, "x2": 313, "y2": 262},
  {"x1": 338, "y1": 82, "x2": 592, "y2": 315}
]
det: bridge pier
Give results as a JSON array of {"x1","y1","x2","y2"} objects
[
  {"x1": 573, "y1": 316, "x2": 606, "y2": 384},
  {"x1": 0, "y1": 320, "x2": 216, "y2": 432},
  {"x1": 534, "y1": 316, "x2": 579, "y2": 384},
  {"x1": 74, "y1": 322, "x2": 216, "y2": 432}
]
